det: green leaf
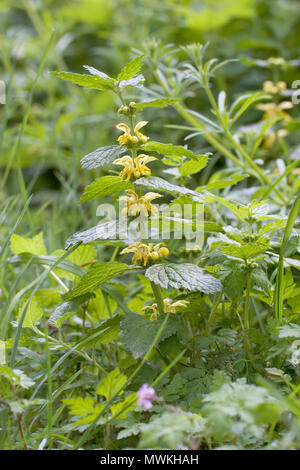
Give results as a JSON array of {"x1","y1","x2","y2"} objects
[
  {"x1": 53, "y1": 71, "x2": 115, "y2": 91},
  {"x1": 16, "y1": 296, "x2": 43, "y2": 328},
  {"x1": 81, "y1": 145, "x2": 125, "y2": 170},
  {"x1": 76, "y1": 315, "x2": 121, "y2": 349},
  {"x1": 66, "y1": 262, "x2": 130, "y2": 300},
  {"x1": 252, "y1": 268, "x2": 271, "y2": 293},
  {"x1": 0, "y1": 366, "x2": 35, "y2": 389},
  {"x1": 63, "y1": 397, "x2": 96, "y2": 416},
  {"x1": 120, "y1": 312, "x2": 180, "y2": 359},
  {"x1": 135, "y1": 176, "x2": 205, "y2": 202},
  {"x1": 80, "y1": 176, "x2": 133, "y2": 203},
  {"x1": 139, "y1": 412, "x2": 205, "y2": 449},
  {"x1": 278, "y1": 324, "x2": 300, "y2": 339},
  {"x1": 65, "y1": 222, "x2": 120, "y2": 249},
  {"x1": 145, "y1": 263, "x2": 222, "y2": 293},
  {"x1": 111, "y1": 393, "x2": 137, "y2": 419},
  {"x1": 142, "y1": 141, "x2": 200, "y2": 161},
  {"x1": 117, "y1": 55, "x2": 144, "y2": 81},
  {"x1": 96, "y1": 368, "x2": 127, "y2": 401},
  {"x1": 48, "y1": 293, "x2": 94, "y2": 328},
  {"x1": 135, "y1": 98, "x2": 178, "y2": 111},
  {"x1": 179, "y1": 156, "x2": 209, "y2": 176},
  {"x1": 196, "y1": 174, "x2": 248, "y2": 191},
  {"x1": 221, "y1": 243, "x2": 268, "y2": 260},
  {"x1": 53, "y1": 244, "x2": 96, "y2": 280},
  {"x1": 10, "y1": 232, "x2": 47, "y2": 256}
]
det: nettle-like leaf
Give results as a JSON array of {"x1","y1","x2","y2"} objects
[
  {"x1": 80, "y1": 176, "x2": 133, "y2": 203},
  {"x1": 65, "y1": 221, "x2": 120, "y2": 249},
  {"x1": 96, "y1": 368, "x2": 127, "y2": 401},
  {"x1": 10, "y1": 232, "x2": 47, "y2": 256},
  {"x1": 76, "y1": 315, "x2": 121, "y2": 349},
  {"x1": 48, "y1": 293, "x2": 95, "y2": 328},
  {"x1": 196, "y1": 173, "x2": 248, "y2": 191},
  {"x1": 221, "y1": 243, "x2": 268, "y2": 260},
  {"x1": 179, "y1": 157, "x2": 209, "y2": 176},
  {"x1": 135, "y1": 176, "x2": 205, "y2": 202},
  {"x1": 117, "y1": 55, "x2": 144, "y2": 81},
  {"x1": 120, "y1": 312, "x2": 180, "y2": 359},
  {"x1": 145, "y1": 263, "x2": 222, "y2": 293},
  {"x1": 142, "y1": 141, "x2": 204, "y2": 162},
  {"x1": 81, "y1": 145, "x2": 125, "y2": 170},
  {"x1": 135, "y1": 98, "x2": 178, "y2": 111},
  {"x1": 52, "y1": 71, "x2": 116, "y2": 91},
  {"x1": 66, "y1": 262, "x2": 130, "y2": 300}
]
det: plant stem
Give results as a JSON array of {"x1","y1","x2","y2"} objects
[
  {"x1": 204, "y1": 289, "x2": 223, "y2": 335},
  {"x1": 150, "y1": 281, "x2": 165, "y2": 315},
  {"x1": 244, "y1": 269, "x2": 251, "y2": 358}
]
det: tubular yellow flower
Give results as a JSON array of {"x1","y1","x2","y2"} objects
[
  {"x1": 113, "y1": 154, "x2": 157, "y2": 181},
  {"x1": 116, "y1": 123, "x2": 132, "y2": 146},
  {"x1": 116, "y1": 121, "x2": 149, "y2": 147},
  {"x1": 120, "y1": 189, "x2": 162, "y2": 217},
  {"x1": 121, "y1": 241, "x2": 169, "y2": 267},
  {"x1": 143, "y1": 298, "x2": 189, "y2": 320},
  {"x1": 256, "y1": 101, "x2": 293, "y2": 121},
  {"x1": 134, "y1": 121, "x2": 149, "y2": 144}
]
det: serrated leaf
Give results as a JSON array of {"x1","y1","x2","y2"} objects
[
  {"x1": 142, "y1": 141, "x2": 199, "y2": 161},
  {"x1": 135, "y1": 98, "x2": 178, "y2": 111},
  {"x1": 118, "y1": 75, "x2": 145, "y2": 89},
  {"x1": 63, "y1": 397, "x2": 96, "y2": 416},
  {"x1": 80, "y1": 176, "x2": 133, "y2": 203},
  {"x1": 221, "y1": 243, "x2": 268, "y2": 260},
  {"x1": 196, "y1": 174, "x2": 248, "y2": 191},
  {"x1": 117, "y1": 55, "x2": 144, "y2": 81},
  {"x1": 81, "y1": 145, "x2": 125, "y2": 170},
  {"x1": 145, "y1": 263, "x2": 222, "y2": 294},
  {"x1": 48, "y1": 293, "x2": 94, "y2": 328},
  {"x1": 111, "y1": 393, "x2": 137, "y2": 419},
  {"x1": 252, "y1": 268, "x2": 272, "y2": 292},
  {"x1": 120, "y1": 313, "x2": 180, "y2": 359},
  {"x1": 65, "y1": 221, "x2": 120, "y2": 249},
  {"x1": 53, "y1": 71, "x2": 115, "y2": 91},
  {"x1": 179, "y1": 156, "x2": 209, "y2": 176},
  {"x1": 10, "y1": 232, "x2": 46, "y2": 256},
  {"x1": 66, "y1": 262, "x2": 130, "y2": 300},
  {"x1": 135, "y1": 176, "x2": 205, "y2": 202},
  {"x1": 96, "y1": 368, "x2": 127, "y2": 401},
  {"x1": 76, "y1": 315, "x2": 121, "y2": 349},
  {"x1": 82, "y1": 65, "x2": 111, "y2": 79}
]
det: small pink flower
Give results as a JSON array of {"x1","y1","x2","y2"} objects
[{"x1": 137, "y1": 383, "x2": 156, "y2": 410}]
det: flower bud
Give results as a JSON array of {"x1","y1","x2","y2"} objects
[{"x1": 158, "y1": 247, "x2": 169, "y2": 257}]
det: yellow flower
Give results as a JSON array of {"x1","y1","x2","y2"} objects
[
  {"x1": 262, "y1": 128, "x2": 289, "y2": 149},
  {"x1": 256, "y1": 101, "x2": 293, "y2": 121},
  {"x1": 113, "y1": 154, "x2": 157, "y2": 181},
  {"x1": 263, "y1": 80, "x2": 287, "y2": 94},
  {"x1": 143, "y1": 298, "x2": 189, "y2": 320},
  {"x1": 121, "y1": 242, "x2": 169, "y2": 267},
  {"x1": 134, "y1": 121, "x2": 149, "y2": 144},
  {"x1": 120, "y1": 189, "x2": 162, "y2": 217},
  {"x1": 116, "y1": 121, "x2": 149, "y2": 147}
]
